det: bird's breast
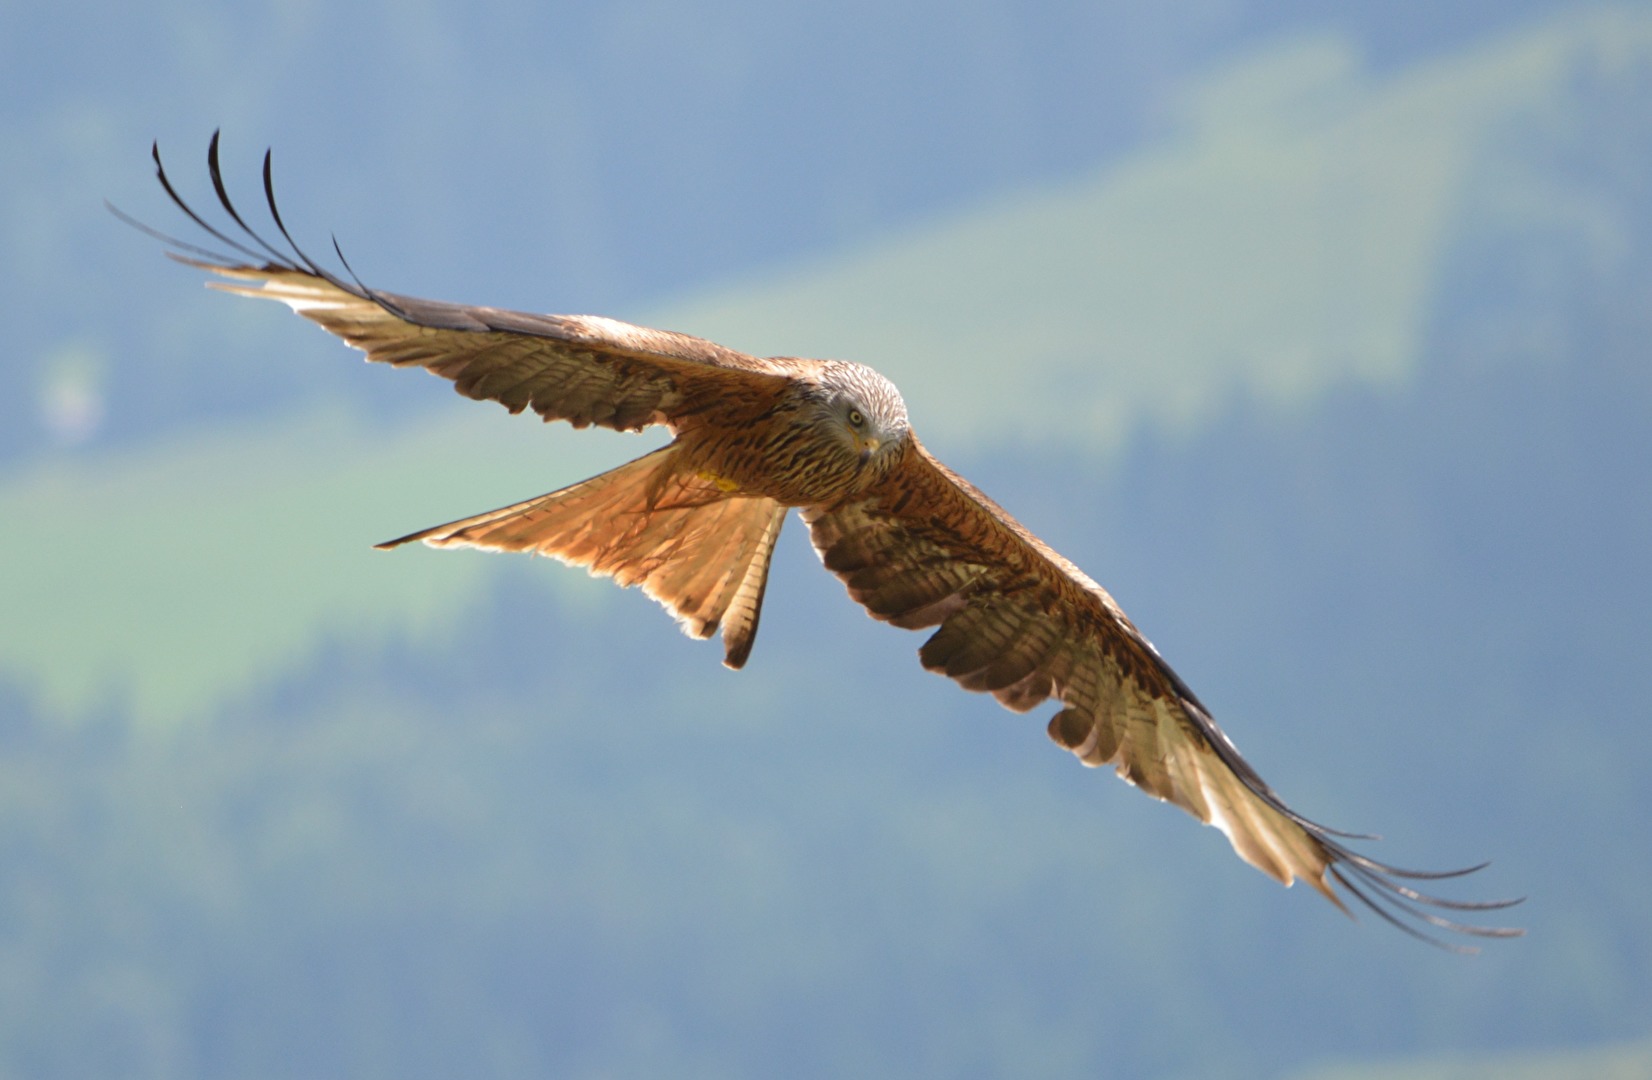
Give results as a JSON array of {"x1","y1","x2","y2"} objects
[{"x1": 677, "y1": 412, "x2": 872, "y2": 506}]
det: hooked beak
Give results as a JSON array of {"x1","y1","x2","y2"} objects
[{"x1": 857, "y1": 436, "x2": 880, "y2": 465}]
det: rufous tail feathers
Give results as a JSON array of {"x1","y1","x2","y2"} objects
[{"x1": 377, "y1": 446, "x2": 787, "y2": 668}]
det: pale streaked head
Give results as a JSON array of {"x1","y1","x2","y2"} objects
[{"x1": 815, "y1": 360, "x2": 910, "y2": 468}]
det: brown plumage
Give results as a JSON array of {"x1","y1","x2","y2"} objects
[{"x1": 119, "y1": 133, "x2": 1523, "y2": 949}]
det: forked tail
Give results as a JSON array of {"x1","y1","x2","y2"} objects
[{"x1": 378, "y1": 446, "x2": 787, "y2": 668}]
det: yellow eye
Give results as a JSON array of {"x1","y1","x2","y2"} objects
[{"x1": 848, "y1": 408, "x2": 865, "y2": 428}]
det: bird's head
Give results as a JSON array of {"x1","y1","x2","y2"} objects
[{"x1": 816, "y1": 361, "x2": 910, "y2": 471}]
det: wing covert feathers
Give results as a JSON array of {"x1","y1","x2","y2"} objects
[{"x1": 806, "y1": 439, "x2": 1523, "y2": 950}]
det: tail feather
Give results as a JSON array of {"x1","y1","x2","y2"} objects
[
  {"x1": 717, "y1": 505, "x2": 786, "y2": 669},
  {"x1": 377, "y1": 446, "x2": 787, "y2": 667}
]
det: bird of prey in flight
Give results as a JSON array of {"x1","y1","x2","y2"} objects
[{"x1": 118, "y1": 133, "x2": 1522, "y2": 949}]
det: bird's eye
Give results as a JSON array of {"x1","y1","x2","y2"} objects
[{"x1": 847, "y1": 408, "x2": 865, "y2": 428}]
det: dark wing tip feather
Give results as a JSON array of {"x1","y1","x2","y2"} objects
[
  {"x1": 1315, "y1": 821, "x2": 1525, "y2": 951},
  {"x1": 115, "y1": 132, "x2": 382, "y2": 314},
  {"x1": 1284, "y1": 793, "x2": 1526, "y2": 949},
  {"x1": 136, "y1": 135, "x2": 280, "y2": 268},
  {"x1": 330, "y1": 231, "x2": 416, "y2": 323},
  {"x1": 208, "y1": 132, "x2": 292, "y2": 266},
  {"x1": 1163, "y1": 686, "x2": 1524, "y2": 950},
  {"x1": 255, "y1": 145, "x2": 359, "y2": 295},
  {"x1": 1330, "y1": 861, "x2": 1526, "y2": 953},
  {"x1": 104, "y1": 198, "x2": 239, "y2": 267}
]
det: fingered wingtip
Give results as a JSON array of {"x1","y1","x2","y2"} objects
[{"x1": 1326, "y1": 856, "x2": 1527, "y2": 952}]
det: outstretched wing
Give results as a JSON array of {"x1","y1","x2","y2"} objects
[
  {"x1": 119, "y1": 133, "x2": 790, "y2": 433},
  {"x1": 805, "y1": 438, "x2": 1523, "y2": 949}
]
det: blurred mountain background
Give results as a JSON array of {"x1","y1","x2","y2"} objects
[{"x1": 2, "y1": 2, "x2": 1650, "y2": 1078}]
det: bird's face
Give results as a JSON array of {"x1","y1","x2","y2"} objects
[{"x1": 818, "y1": 361, "x2": 910, "y2": 473}]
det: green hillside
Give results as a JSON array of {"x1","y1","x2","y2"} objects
[{"x1": 0, "y1": 403, "x2": 659, "y2": 725}]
